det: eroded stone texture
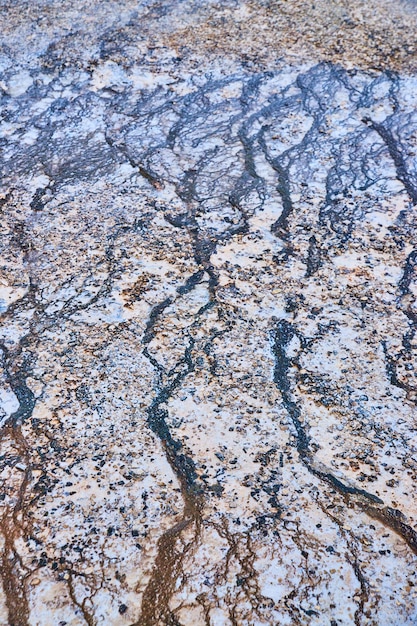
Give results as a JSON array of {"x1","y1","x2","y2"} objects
[{"x1": 0, "y1": 2, "x2": 417, "y2": 625}]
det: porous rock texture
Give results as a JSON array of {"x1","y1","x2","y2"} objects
[{"x1": 1, "y1": 1, "x2": 417, "y2": 625}]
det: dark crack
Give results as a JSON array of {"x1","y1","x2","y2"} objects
[
  {"x1": 363, "y1": 117, "x2": 417, "y2": 205},
  {"x1": 271, "y1": 319, "x2": 417, "y2": 556}
]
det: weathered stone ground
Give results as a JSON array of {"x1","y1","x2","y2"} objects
[{"x1": 1, "y1": 1, "x2": 417, "y2": 625}]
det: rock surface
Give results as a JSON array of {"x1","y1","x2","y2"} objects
[{"x1": 1, "y1": 1, "x2": 417, "y2": 625}]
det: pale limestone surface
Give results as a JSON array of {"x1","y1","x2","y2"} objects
[{"x1": 1, "y1": 2, "x2": 417, "y2": 625}]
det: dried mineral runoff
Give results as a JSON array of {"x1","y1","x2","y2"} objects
[{"x1": 1, "y1": 1, "x2": 417, "y2": 625}]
